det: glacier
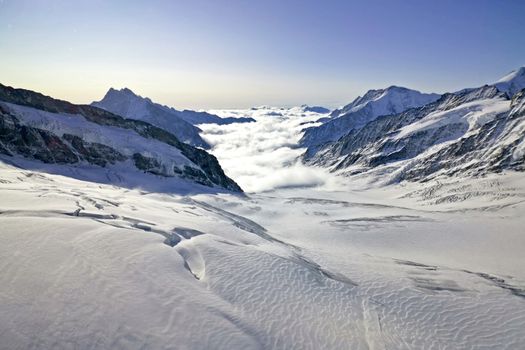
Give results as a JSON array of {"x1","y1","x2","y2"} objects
[{"x1": 1, "y1": 68, "x2": 525, "y2": 349}]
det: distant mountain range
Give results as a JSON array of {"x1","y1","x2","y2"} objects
[
  {"x1": 92, "y1": 88, "x2": 254, "y2": 148},
  {"x1": 0, "y1": 84, "x2": 242, "y2": 192},
  {"x1": 1, "y1": 67, "x2": 523, "y2": 191},
  {"x1": 300, "y1": 105, "x2": 330, "y2": 114},
  {"x1": 302, "y1": 67, "x2": 525, "y2": 183}
]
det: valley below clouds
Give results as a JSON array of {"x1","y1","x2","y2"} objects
[{"x1": 201, "y1": 107, "x2": 342, "y2": 192}]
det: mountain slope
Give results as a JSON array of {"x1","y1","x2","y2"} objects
[
  {"x1": 494, "y1": 66, "x2": 525, "y2": 97},
  {"x1": 92, "y1": 89, "x2": 254, "y2": 148},
  {"x1": 394, "y1": 89, "x2": 525, "y2": 182},
  {"x1": 0, "y1": 83, "x2": 242, "y2": 192},
  {"x1": 91, "y1": 88, "x2": 209, "y2": 148},
  {"x1": 300, "y1": 86, "x2": 440, "y2": 155},
  {"x1": 304, "y1": 84, "x2": 524, "y2": 183}
]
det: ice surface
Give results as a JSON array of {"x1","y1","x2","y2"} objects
[{"x1": 1, "y1": 104, "x2": 524, "y2": 349}]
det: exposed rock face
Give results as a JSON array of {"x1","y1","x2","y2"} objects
[
  {"x1": 0, "y1": 84, "x2": 242, "y2": 192},
  {"x1": 0, "y1": 109, "x2": 128, "y2": 167},
  {"x1": 304, "y1": 85, "x2": 524, "y2": 183},
  {"x1": 398, "y1": 89, "x2": 525, "y2": 181},
  {"x1": 0, "y1": 110, "x2": 79, "y2": 164},
  {"x1": 132, "y1": 153, "x2": 164, "y2": 176},
  {"x1": 63, "y1": 134, "x2": 127, "y2": 167}
]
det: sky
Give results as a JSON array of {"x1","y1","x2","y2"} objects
[{"x1": 1, "y1": 0, "x2": 524, "y2": 110}]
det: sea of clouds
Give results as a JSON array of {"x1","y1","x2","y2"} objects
[{"x1": 200, "y1": 107, "x2": 342, "y2": 193}]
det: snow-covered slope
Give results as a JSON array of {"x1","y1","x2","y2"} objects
[
  {"x1": 1, "y1": 161, "x2": 524, "y2": 349},
  {"x1": 92, "y1": 88, "x2": 209, "y2": 148},
  {"x1": 0, "y1": 83, "x2": 242, "y2": 192},
  {"x1": 494, "y1": 66, "x2": 525, "y2": 96},
  {"x1": 305, "y1": 84, "x2": 525, "y2": 184},
  {"x1": 92, "y1": 88, "x2": 254, "y2": 148},
  {"x1": 2, "y1": 85, "x2": 525, "y2": 349},
  {"x1": 300, "y1": 86, "x2": 440, "y2": 155},
  {"x1": 331, "y1": 86, "x2": 440, "y2": 119}
]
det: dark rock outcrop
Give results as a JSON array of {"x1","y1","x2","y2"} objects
[{"x1": 0, "y1": 108, "x2": 125, "y2": 166}]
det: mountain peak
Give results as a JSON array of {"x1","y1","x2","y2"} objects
[
  {"x1": 337, "y1": 86, "x2": 439, "y2": 118},
  {"x1": 494, "y1": 66, "x2": 525, "y2": 96},
  {"x1": 385, "y1": 85, "x2": 408, "y2": 91},
  {"x1": 105, "y1": 87, "x2": 139, "y2": 98},
  {"x1": 302, "y1": 86, "x2": 441, "y2": 151},
  {"x1": 496, "y1": 66, "x2": 525, "y2": 82},
  {"x1": 120, "y1": 87, "x2": 136, "y2": 95}
]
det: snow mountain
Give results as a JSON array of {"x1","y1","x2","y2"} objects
[
  {"x1": 494, "y1": 66, "x2": 525, "y2": 97},
  {"x1": 0, "y1": 83, "x2": 242, "y2": 192},
  {"x1": 304, "y1": 83, "x2": 525, "y2": 184},
  {"x1": 1, "y1": 74, "x2": 525, "y2": 350},
  {"x1": 300, "y1": 105, "x2": 330, "y2": 114},
  {"x1": 300, "y1": 86, "x2": 440, "y2": 155},
  {"x1": 92, "y1": 88, "x2": 208, "y2": 148},
  {"x1": 92, "y1": 88, "x2": 254, "y2": 148}
]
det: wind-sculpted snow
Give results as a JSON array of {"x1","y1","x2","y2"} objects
[{"x1": 1, "y1": 162, "x2": 524, "y2": 349}]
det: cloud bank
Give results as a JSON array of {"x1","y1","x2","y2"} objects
[{"x1": 200, "y1": 107, "x2": 341, "y2": 193}]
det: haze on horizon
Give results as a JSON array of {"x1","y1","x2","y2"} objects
[{"x1": 1, "y1": 0, "x2": 524, "y2": 110}]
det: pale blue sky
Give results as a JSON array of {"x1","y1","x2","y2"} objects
[{"x1": 1, "y1": 0, "x2": 524, "y2": 109}]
